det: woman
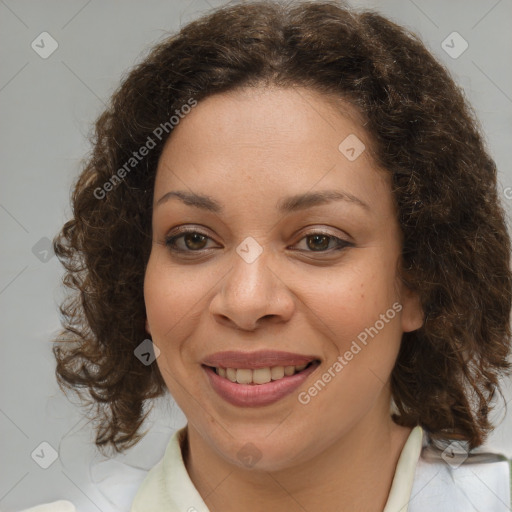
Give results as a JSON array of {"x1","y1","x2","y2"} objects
[{"x1": 24, "y1": 0, "x2": 512, "y2": 510}]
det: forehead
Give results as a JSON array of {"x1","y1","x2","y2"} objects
[
  {"x1": 159, "y1": 85, "x2": 365, "y2": 156},
  {"x1": 153, "y1": 86, "x2": 389, "y2": 212}
]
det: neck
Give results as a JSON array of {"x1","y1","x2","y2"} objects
[{"x1": 184, "y1": 405, "x2": 412, "y2": 512}]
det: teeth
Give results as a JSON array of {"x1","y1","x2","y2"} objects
[
  {"x1": 284, "y1": 365, "x2": 295, "y2": 376},
  {"x1": 253, "y1": 367, "x2": 271, "y2": 384},
  {"x1": 214, "y1": 363, "x2": 312, "y2": 384},
  {"x1": 270, "y1": 366, "x2": 284, "y2": 380},
  {"x1": 236, "y1": 369, "x2": 252, "y2": 384}
]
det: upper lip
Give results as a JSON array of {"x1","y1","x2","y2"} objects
[{"x1": 202, "y1": 350, "x2": 319, "y2": 369}]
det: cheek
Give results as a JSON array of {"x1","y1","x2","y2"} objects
[
  {"x1": 306, "y1": 288, "x2": 402, "y2": 429},
  {"x1": 144, "y1": 254, "x2": 215, "y2": 336},
  {"x1": 143, "y1": 255, "x2": 210, "y2": 399},
  {"x1": 302, "y1": 252, "x2": 402, "y2": 385},
  {"x1": 302, "y1": 260, "x2": 399, "y2": 342}
]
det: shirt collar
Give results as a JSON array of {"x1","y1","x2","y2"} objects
[
  {"x1": 131, "y1": 424, "x2": 424, "y2": 511},
  {"x1": 383, "y1": 425, "x2": 424, "y2": 512}
]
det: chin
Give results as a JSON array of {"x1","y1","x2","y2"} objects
[{"x1": 210, "y1": 429, "x2": 314, "y2": 473}]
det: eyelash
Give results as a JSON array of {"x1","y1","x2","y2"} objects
[{"x1": 164, "y1": 227, "x2": 352, "y2": 256}]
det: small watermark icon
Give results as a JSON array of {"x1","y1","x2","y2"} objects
[
  {"x1": 31, "y1": 32, "x2": 59, "y2": 59},
  {"x1": 441, "y1": 32, "x2": 468, "y2": 59},
  {"x1": 134, "y1": 339, "x2": 161, "y2": 365},
  {"x1": 338, "y1": 134, "x2": 365, "y2": 161},
  {"x1": 236, "y1": 236, "x2": 263, "y2": 264},
  {"x1": 441, "y1": 440, "x2": 469, "y2": 469},
  {"x1": 32, "y1": 236, "x2": 55, "y2": 263},
  {"x1": 31, "y1": 441, "x2": 58, "y2": 469},
  {"x1": 237, "y1": 442, "x2": 262, "y2": 468}
]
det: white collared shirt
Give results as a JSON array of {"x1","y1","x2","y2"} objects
[{"x1": 20, "y1": 425, "x2": 512, "y2": 512}]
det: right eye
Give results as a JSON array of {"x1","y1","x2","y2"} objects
[{"x1": 164, "y1": 229, "x2": 219, "y2": 253}]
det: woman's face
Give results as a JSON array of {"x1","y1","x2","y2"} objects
[{"x1": 144, "y1": 86, "x2": 423, "y2": 471}]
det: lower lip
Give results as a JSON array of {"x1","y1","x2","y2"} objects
[{"x1": 203, "y1": 362, "x2": 320, "y2": 407}]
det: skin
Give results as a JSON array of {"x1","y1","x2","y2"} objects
[{"x1": 144, "y1": 85, "x2": 424, "y2": 512}]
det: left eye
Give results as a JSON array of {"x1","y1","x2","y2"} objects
[
  {"x1": 164, "y1": 230, "x2": 351, "y2": 253},
  {"x1": 293, "y1": 233, "x2": 350, "y2": 252}
]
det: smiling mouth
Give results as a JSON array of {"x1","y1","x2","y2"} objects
[{"x1": 203, "y1": 360, "x2": 320, "y2": 385}]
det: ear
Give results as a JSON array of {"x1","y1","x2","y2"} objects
[
  {"x1": 145, "y1": 318, "x2": 152, "y2": 337},
  {"x1": 399, "y1": 285, "x2": 424, "y2": 333}
]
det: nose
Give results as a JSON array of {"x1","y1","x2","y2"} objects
[{"x1": 209, "y1": 248, "x2": 295, "y2": 331}]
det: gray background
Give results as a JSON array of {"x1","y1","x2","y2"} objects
[{"x1": 1, "y1": 0, "x2": 511, "y2": 510}]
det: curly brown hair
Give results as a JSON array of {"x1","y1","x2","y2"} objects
[{"x1": 52, "y1": 0, "x2": 512, "y2": 455}]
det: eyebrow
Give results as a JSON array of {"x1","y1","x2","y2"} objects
[{"x1": 155, "y1": 189, "x2": 370, "y2": 213}]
